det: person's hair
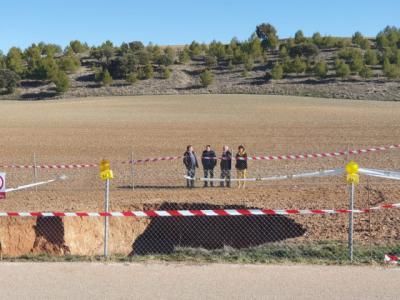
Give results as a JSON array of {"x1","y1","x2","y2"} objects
[
  {"x1": 206, "y1": 145, "x2": 211, "y2": 148},
  {"x1": 187, "y1": 145, "x2": 192, "y2": 151},
  {"x1": 238, "y1": 145, "x2": 245, "y2": 151}
]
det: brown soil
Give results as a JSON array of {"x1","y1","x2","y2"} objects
[{"x1": 0, "y1": 94, "x2": 399, "y2": 256}]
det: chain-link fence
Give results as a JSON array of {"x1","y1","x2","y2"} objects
[{"x1": 0, "y1": 146, "x2": 399, "y2": 263}]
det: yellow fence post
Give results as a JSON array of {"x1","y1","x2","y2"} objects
[
  {"x1": 100, "y1": 159, "x2": 114, "y2": 258},
  {"x1": 345, "y1": 160, "x2": 359, "y2": 262}
]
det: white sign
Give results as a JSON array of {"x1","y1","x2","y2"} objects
[{"x1": 0, "y1": 172, "x2": 5, "y2": 199}]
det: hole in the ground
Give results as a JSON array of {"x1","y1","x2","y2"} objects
[{"x1": 131, "y1": 202, "x2": 306, "y2": 255}]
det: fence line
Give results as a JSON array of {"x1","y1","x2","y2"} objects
[
  {"x1": 0, "y1": 202, "x2": 399, "y2": 217},
  {"x1": 1, "y1": 143, "x2": 399, "y2": 170},
  {"x1": 1, "y1": 150, "x2": 399, "y2": 262}
]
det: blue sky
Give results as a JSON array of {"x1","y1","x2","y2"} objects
[{"x1": 0, "y1": 0, "x2": 399, "y2": 52}]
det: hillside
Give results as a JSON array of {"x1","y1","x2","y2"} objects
[{"x1": 1, "y1": 24, "x2": 400, "y2": 101}]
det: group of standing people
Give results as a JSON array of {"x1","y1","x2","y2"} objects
[{"x1": 183, "y1": 145, "x2": 248, "y2": 188}]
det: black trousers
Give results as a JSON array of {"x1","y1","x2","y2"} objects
[
  {"x1": 186, "y1": 168, "x2": 195, "y2": 188},
  {"x1": 203, "y1": 169, "x2": 214, "y2": 186},
  {"x1": 220, "y1": 169, "x2": 231, "y2": 187}
]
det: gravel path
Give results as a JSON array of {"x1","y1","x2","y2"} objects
[{"x1": 0, "y1": 262, "x2": 399, "y2": 299}]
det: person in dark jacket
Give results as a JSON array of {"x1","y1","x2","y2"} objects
[
  {"x1": 201, "y1": 145, "x2": 217, "y2": 187},
  {"x1": 220, "y1": 145, "x2": 232, "y2": 187},
  {"x1": 183, "y1": 145, "x2": 199, "y2": 188},
  {"x1": 235, "y1": 145, "x2": 248, "y2": 189}
]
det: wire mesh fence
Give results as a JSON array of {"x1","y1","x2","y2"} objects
[
  {"x1": 0, "y1": 145, "x2": 399, "y2": 263},
  {"x1": 1, "y1": 208, "x2": 399, "y2": 263}
]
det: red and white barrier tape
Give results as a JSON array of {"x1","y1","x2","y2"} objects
[
  {"x1": 0, "y1": 202, "x2": 398, "y2": 218},
  {"x1": 200, "y1": 144, "x2": 400, "y2": 161},
  {"x1": 1, "y1": 144, "x2": 400, "y2": 169},
  {"x1": 124, "y1": 156, "x2": 182, "y2": 164},
  {"x1": 0, "y1": 163, "x2": 97, "y2": 169},
  {"x1": 384, "y1": 254, "x2": 399, "y2": 264}
]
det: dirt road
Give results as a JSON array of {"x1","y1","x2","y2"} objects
[{"x1": 0, "y1": 262, "x2": 398, "y2": 299}]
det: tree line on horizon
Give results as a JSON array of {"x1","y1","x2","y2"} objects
[{"x1": 1, "y1": 24, "x2": 400, "y2": 95}]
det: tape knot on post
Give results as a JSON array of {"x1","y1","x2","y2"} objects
[{"x1": 346, "y1": 161, "x2": 359, "y2": 184}]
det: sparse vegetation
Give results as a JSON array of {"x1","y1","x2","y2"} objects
[
  {"x1": 359, "y1": 65, "x2": 373, "y2": 79},
  {"x1": 126, "y1": 72, "x2": 138, "y2": 84},
  {"x1": 200, "y1": 69, "x2": 214, "y2": 87},
  {"x1": 161, "y1": 66, "x2": 171, "y2": 79},
  {"x1": 291, "y1": 56, "x2": 307, "y2": 74},
  {"x1": 1, "y1": 24, "x2": 400, "y2": 100},
  {"x1": 314, "y1": 61, "x2": 328, "y2": 79},
  {"x1": 244, "y1": 57, "x2": 254, "y2": 71},
  {"x1": 53, "y1": 71, "x2": 70, "y2": 93},
  {"x1": 205, "y1": 55, "x2": 217, "y2": 67},
  {"x1": 383, "y1": 59, "x2": 400, "y2": 79},
  {"x1": 69, "y1": 40, "x2": 89, "y2": 54},
  {"x1": 364, "y1": 49, "x2": 378, "y2": 65},
  {"x1": 3, "y1": 241, "x2": 400, "y2": 265},
  {"x1": 335, "y1": 60, "x2": 351, "y2": 78},
  {"x1": 95, "y1": 69, "x2": 113, "y2": 86},
  {"x1": 58, "y1": 55, "x2": 81, "y2": 73},
  {"x1": 6, "y1": 47, "x2": 25, "y2": 75},
  {"x1": 142, "y1": 64, "x2": 154, "y2": 79},
  {"x1": 178, "y1": 48, "x2": 191, "y2": 64},
  {"x1": 0, "y1": 69, "x2": 20, "y2": 93},
  {"x1": 271, "y1": 63, "x2": 283, "y2": 79},
  {"x1": 102, "y1": 70, "x2": 113, "y2": 86},
  {"x1": 256, "y1": 23, "x2": 279, "y2": 49}
]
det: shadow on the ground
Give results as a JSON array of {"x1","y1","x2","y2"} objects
[
  {"x1": 131, "y1": 202, "x2": 306, "y2": 255},
  {"x1": 20, "y1": 80, "x2": 48, "y2": 88},
  {"x1": 75, "y1": 74, "x2": 95, "y2": 82},
  {"x1": 20, "y1": 91, "x2": 57, "y2": 100},
  {"x1": 31, "y1": 216, "x2": 70, "y2": 255},
  {"x1": 175, "y1": 85, "x2": 204, "y2": 91},
  {"x1": 182, "y1": 69, "x2": 203, "y2": 76}
]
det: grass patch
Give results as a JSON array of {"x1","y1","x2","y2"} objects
[{"x1": 1, "y1": 241, "x2": 399, "y2": 264}]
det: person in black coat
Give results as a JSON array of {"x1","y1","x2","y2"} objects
[
  {"x1": 183, "y1": 145, "x2": 198, "y2": 188},
  {"x1": 235, "y1": 145, "x2": 248, "y2": 189},
  {"x1": 201, "y1": 145, "x2": 217, "y2": 187},
  {"x1": 220, "y1": 145, "x2": 232, "y2": 187}
]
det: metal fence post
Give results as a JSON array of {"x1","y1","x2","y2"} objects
[
  {"x1": 348, "y1": 181, "x2": 355, "y2": 262},
  {"x1": 33, "y1": 152, "x2": 38, "y2": 192},
  {"x1": 131, "y1": 151, "x2": 135, "y2": 190},
  {"x1": 345, "y1": 160, "x2": 359, "y2": 263},
  {"x1": 104, "y1": 178, "x2": 110, "y2": 258}
]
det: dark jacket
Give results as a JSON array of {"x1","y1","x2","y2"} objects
[
  {"x1": 235, "y1": 151, "x2": 248, "y2": 170},
  {"x1": 183, "y1": 151, "x2": 199, "y2": 169},
  {"x1": 220, "y1": 150, "x2": 232, "y2": 170},
  {"x1": 201, "y1": 150, "x2": 217, "y2": 170}
]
